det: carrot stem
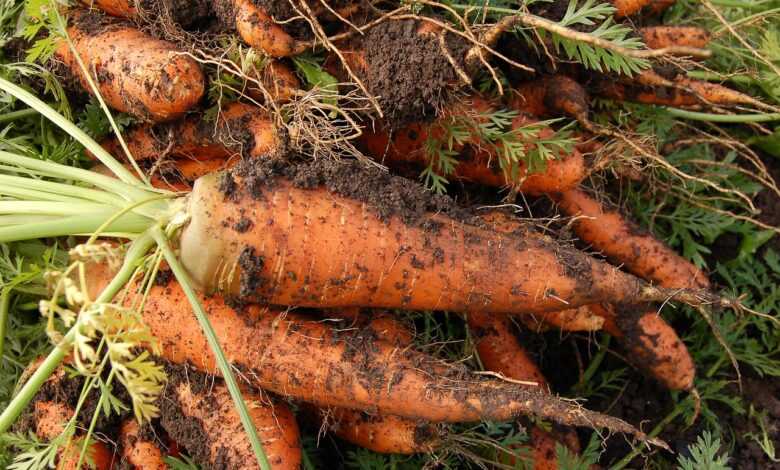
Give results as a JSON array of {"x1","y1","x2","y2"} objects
[
  {"x1": 0, "y1": 232, "x2": 155, "y2": 434},
  {"x1": 150, "y1": 226, "x2": 271, "y2": 470},
  {"x1": 666, "y1": 108, "x2": 780, "y2": 122},
  {"x1": 0, "y1": 108, "x2": 37, "y2": 124},
  {"x1": 0, "y1": 288, "x2": 9, "y2": 361}
]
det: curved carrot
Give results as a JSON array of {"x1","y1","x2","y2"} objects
[
  {"x1": 360, "y1": 96, "x2": 587, "y2": 195},
  {"x1": 160, "y1": 365, "x2": 302, "y2": 469},
  {"x1": 592, "y1": 303, "x2": 695, "y2": 391},
  {"x1": 554, "y1": 188, "x2": 710, "y2": 289},
  {"x1": 99, "y1": 102, "x2": 279, "y2": 162},
  {"x1": 55, "y1": 10, "x2": 205, "y2": 122},
  {"x1": 639, "y1": 26, "x2": 710, "y2": 50},
  {"x1": 118, "y1": 419, "x2": 167, "y2": 470},
  {"x1": 83, "y1": 266, "x2": 652, "y2": 439},
  {"x1": 178, "y1": 166, "x2": 714, "y2": 315}
]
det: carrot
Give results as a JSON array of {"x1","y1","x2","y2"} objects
[
  {"x1": 510, "y1": 75, "x2": 590, "y2": 123},
  {"x1": 521, "y1": 305, "x2": 605, "y2": 332},
  {"x1": 611, "y1": 0, "x2": 676, "y2": 18},
  {"x1": 592, "y1": 303, "x2": 695, "y2": 391},
  {"x1": 467, "y1": 313, "x2": 583, "y2": 469},
  {"x1": 314, "y1": 310, "x2": 442, "y2": 454},
  {"x1": 596, "y1": 74, "x2": 769, "y2": 109},
  {"x1": 324, "y1": 408, "x2": 441, "y2": 454},
  {"x1": 84, "y1": 265, "x2": 654, "y2": 440},
  {"x1": 159, "y1": 363, "x2": 302, "y2": 469},
  {"x1": 554, "y1": 188, "x2": 710, "y2": 289},
  {"x1": 224, "y1": 0, "x2": 308, "y2": 57},
  {"x1": 98, "y1": 102, "x2": 279, "y2": 162},
  {"x1": 359, "y1": 96, "x2": 588, "y2": 195},
  {"x1": 55, "y1": 10, "x2": 205, "y2": 122},
  {"x1": 149, "y1": 159, "x2": 232, "y2": 191},
  {"x1": 77, "y1": 0, "x2": 211, "y2": 27},
  {"x1": 553, "y1": 188, "x2": 701, "y2": 390},
  {"x1": 18, "y1": 362, "x2": 113, "y2": 470},
  {"x1": 248, "y1": 60, "x2": 301, "y2": 103},
  {"x1": 639, "y1": 26, "x2": 710, "y2": 50},
  {"x1": 177, "y1": 160, "x2": 720, "y2": 315},
  {"x1": 118, "y1": 419, "x2": 168, "y2": 470}
]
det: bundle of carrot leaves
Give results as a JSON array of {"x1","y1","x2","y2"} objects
[{"x1": 0, "y1": 0, "x2": 778, "y2": 468}]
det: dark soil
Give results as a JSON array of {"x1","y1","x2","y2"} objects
[
  {"x1": 357, "y1": 18, "x2": 469, "y2": 126},
  {"x1": 755, "y1": 154, "x2": 780, "y2": 253}
]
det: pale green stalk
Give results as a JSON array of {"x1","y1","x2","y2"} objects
[
  {"x1": 0, "y1": 75, "x2": 141, "y2": 186},
  {"x1": 0, "y1": 211, "x2": 153, "y2": 243},
  {"x1": 150, "y1": 226, "x2": 271, "y2": 470},
  {"x1": 0, "y1": 201, "x2": 109, "y2": 216},
  {"x1": 0, "y1": 174, "x2": 129, "y2": 206},
  {"x1": 0, "y1": 186, "x2": 87, "y2": 203},
  {"x1": 0, "y1": 233, "x2": 156, "y2": 434},
  {"x1": 0, "y1": 215, "x2": 58, "y2": 225},
  {"x1": 0, "y1": 108, "x2": 37, "y2": 124},
  {"x1": 0, "y1": 288, "x2": 9, "y2": 360}
]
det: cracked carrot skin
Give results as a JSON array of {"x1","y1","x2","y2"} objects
[
  {"x1": 118, "y1": 420, "x2": 168, "y2": 470},
  {"x1": 98, "y1": 102, "x2": 279, "y2": 162},
  {"x1": 161, "y1": 372, "x2": 302, "y2": 469},
  {"x1": 179, "y1": 167, "x2": 689, "y2": 315},
  {"x1": 84, "y1": 266, "x2": 648, "y2": 439},
  {"x1": 55, "y1": 10, "x2": 205, "y2": 122},
  {"x1": 359, "y1": 95, "x2": 587, "y2": 196}
]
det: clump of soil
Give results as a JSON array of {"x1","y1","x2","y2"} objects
[
  {"x1": 229, "y1": 155, "x2": 477, "y2": 226},
  {"x1": 358, "y1": 18, "x2": 469, "y2": 126},
  {"x1": 136, "y1": 0, "x2": 213, "y2": 29}
]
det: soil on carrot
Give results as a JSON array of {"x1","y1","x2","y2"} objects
[
  {"x1": 356, "y1": 19, "x2": 469, "y2": 126},
  {"x1": 155, "y1": 361, "x2": 218, "y2": 467},
  {"x1": 212, "y1": 0, "x2": 316, "y2": 40}
]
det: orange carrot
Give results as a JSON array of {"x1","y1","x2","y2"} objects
[
  {"x1": 77, "y1": 0, "x2": 211, "y2": 26},
  {"x1": 55, "y1": 10, "x2": 205, "y2": 122},
  {"x1": 611, "y1": 0, "x2": 676, "y2": 18},
  {"x1": 227, "y1": 0, "x2": 308, "y2": 57},
  {"x1": 160, "y1": 364, "x2": 302, "y2": 469},
  {"x1": 510, "y1": 75, "x2": 590, "y2": 122},
  {"x1": 84, "y1": 265, "x2": 653, "y2": 439},
  {"x1": 521, "y1": 305, "x2": 605, "y2": 332},
  {"x1": 247, "y1": 60, "x2": 301, "y2": 103},
  {"x1": 98, "y1": 102, "x2": 279, "y2": 162},
  {"x1": 639, "y1": 26, "x2": 710, "y2": 50},
  {"x1": 554, "y1": 188, "x2": 710, "y2": 289},
  {"x1": 118, "y1": 419, "x2": 167, "y2": 470},
  {"x1": 79, "y1": 0, "x2": 137, "y2": 17},
  {"x1": 592, "y1": 303, "x2": 695, "y2": 390},
  {"x1": 177, "y1": 162, "x2": 716, "y2": 315},
  {"x1": 359, "y1": 95, "x2": 588, "y2": 195}
]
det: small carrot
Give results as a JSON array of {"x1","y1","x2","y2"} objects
[
  {"x1": 592, "y1": 303, "x2": 695, "y2": 391},
  {"x1": 224, "y1": 0, "x2": 308, "y2": 57},
  {"x1": 611, "y1": 0, "x2": 676, "y2": 18},
  {"x1": 159, "y1": 363, "x2": 302, "y2": 469},
  {"x1": 510, "y1": 75, "x2": 590, "y2": 123},
  {"x1": 84, "y1": 265, "x2": 655, "y2": 440},
  {"x1": 554, "y1": 188, "x2": 710, "y2": 289},
  {"x1": 522, "y1": 305, "x2": 605, "y2": 332},
  {"x1": 98, "y1": 102, "x2": 280, "y2": 162},
  {"x1": 77, "y1": 0, "x2": 211, "y2": 27},
  {"x1": 118, "y1": 419, "x2": 168, "y2": 470},
  {"x1": 247, "y1": 60, "x2": 301, "y2": 103},
  {"x1": 55, "y1": 10, "x2": 205, "y2": 122},
  {"x1": 639, "y1": 26, "x2": 710, "y2": 50}
]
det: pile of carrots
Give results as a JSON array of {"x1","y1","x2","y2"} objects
[{"x1": 9, "y1": 0, "x2": 769, "y2": 468}]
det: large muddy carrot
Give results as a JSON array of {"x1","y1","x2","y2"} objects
[
  {"x1": 55, "y1": 10, "x2": 204, "y2": 121},
  {"x1": 639, "y1": 26, "x2": 710, "y2": 50},
  {"x1": 554, "y1": 188, "x2": 710, "y2": 289},
  {"x1": 118, "y1": 419, "x2": 168, "y2": 470},
  {"x1": 177, "y1": 161, "x2": 717, "y2": 315},
  {"x1": 159, "y1": 364, "x2": 302, "y2": 469},
  {"x1": 84, "y1": 266, "x2": 654, "y2": 440},
  {"x1": 98, "y1": 102, "x2": 279, "y2": 162}
]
